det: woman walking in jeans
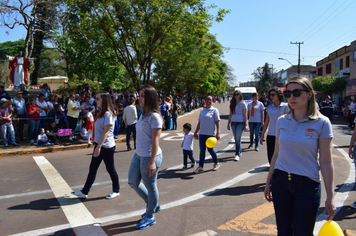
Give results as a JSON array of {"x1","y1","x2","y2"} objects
[
  {"x1": 227, "y1": 90, "x2": 248, "y2": 162},
  {"x1": 128, "y1": 85, "x2": 163, "y2": 230},
  {"x1": 247, "y1": 93, "x2": 264, "y2": 151},
  {"x1": 260, "y1": 87, "x2": 289, "y2": 164},
  {"x1": 193, "y1": 95, "x2": 221, "y2": 174},
  {"x1": 72, "y1": 92, "x2": 120, "y2": 199},
  {"x1": 264, "y1": 77, "x2": 336, "y2": 235}
]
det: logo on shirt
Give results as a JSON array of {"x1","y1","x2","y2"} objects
[
  {"x1": 142, "y1": 120, "x2": 149, "y2": 126},
  {"x1": 304, "y1": 128, "x2": 316, "y2": 137}
]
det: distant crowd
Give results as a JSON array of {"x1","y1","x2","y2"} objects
[{"x1": 0, "y1": 83, "x2": 223, "y2": 148}]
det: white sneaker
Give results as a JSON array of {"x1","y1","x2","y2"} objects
[
  {"x1": 213, "y1": 163, "x2": 220, "y2": 171},
  {"x1": 106, "y1": 191, "x2": 120, "y2": 199},
  {"x1": 234, "y1": 155, "x2": 240, "y2": 162},
  {"x1": 71, "y1": 190, "x2": 87, "y2": 199}
]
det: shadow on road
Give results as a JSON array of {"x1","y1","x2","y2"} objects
[
  {"x1": 101, "y1": 219, "x2": 139, "y2": 234},
  {"x1": 208, "y1": 183, "x2": 266, "y2": 197}
]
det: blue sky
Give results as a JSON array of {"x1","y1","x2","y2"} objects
[{"x1": 1, "y1": 0, "x2": 356, "y2": 85}]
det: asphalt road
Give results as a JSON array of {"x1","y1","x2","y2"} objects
[{"x1": 0, "y1": 102, "x2": 355, "y2": 236}]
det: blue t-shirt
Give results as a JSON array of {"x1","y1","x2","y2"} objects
[{"x1": 160, "y1": 104, "x2": 166, "y2": 117}]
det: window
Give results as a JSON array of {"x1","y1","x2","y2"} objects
[
  {"x1": 354, "y1": 50, "x2": 356, "y2": 61},
  {"x1": 340, "y1": 58, "x2": 343, "y2": 70},
  {"x1": 326, "y1": 63, "x2": 331, "y2": 74},
  {"x1": 317, "y1": 67, "x2": 323, "y2": 76},
  {"x1": 346, "y1": 56, "x2": 350, "y2": 67}
]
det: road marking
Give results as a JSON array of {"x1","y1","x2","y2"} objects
[
  {"x1": 313, "y1": 144, "x2": 355, "y2": 235},
  {"x1": 217, "y1": 201, "x2": 276, "y2": 235},
  {"x1": 163, "y1": 133, "x2": 229, "y2": 141},
  {"x1": 160, "y1": 133, "x2": 170, "y2": 138},
  {"x1": 0, "y1": 180, "x2": 128, "y2": 200},
  {"x1": 33, "y1": 156, "x2": 107, "y2": 236},
  {"x1": 189, "y1": 229, "x2": 218, "y2": 236}
]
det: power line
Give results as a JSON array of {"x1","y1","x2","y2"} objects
[{"x1": 223, "y1": 46, "x2": 323, "y2": 58}]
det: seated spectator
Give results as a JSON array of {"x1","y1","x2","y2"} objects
[
  {"x1": 46, "y1": 120, "x2": 59, "y2": 144},
  {"x1": 37, "y1": 128, "x2": 53, "y2": 146},
  {"x1": 0, "y1": 98, "x2": 18, "y2": 147}
]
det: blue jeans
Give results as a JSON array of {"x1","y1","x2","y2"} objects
[
  {"x1": 82, "y1": 145, "x2": 120, "y2": 195},
  {"x1": 118, "y1": 116, "x2": 123, "y2": 130},
  {"x1": 28, "y1": 119, "x2": 40, "y2": 141},
  {"x1": 231, "y1": 122, "x2": 245, "y2": 156},
  {"x1": 126, "y1": 124, "x2": 136, "y2": 148},
  {"x1": 172, "y1": 117, "x2": 177, "y2": 130},
  {"x1": 39, "y1": 116, "x2": 47, "y2": 129},
  {"x1": 249, "y1": 122, "x2": 261, "y2": 147},
  {"x1": 38, "y1": 140, "x2": 50, "y2": 146},
  {"x1": 1, "y1": 124, "x2": 16, "y2": 145},
  {"x1": 183, "y1": 149, "x2": 195, "y2": 167},
  {"x1": 271, "y1": 169, "x2": 321, "y2": 236},
  {"x1": 113, "y1": 119, "x2": 119, "y2": 137},
  {"x1": 128, "y1": 152, "x2": 163, "y2": 218},
  {"x1": 198, "y1": 134, "x2": 219, "y2": 168}
]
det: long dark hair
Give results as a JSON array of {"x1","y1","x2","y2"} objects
[
  {"x1": 268, "y1": 87, "x2": 285, "y2": 103},
  {"x1": 229, "y1": 90, "x2": 244, "y2": 114},
  {"x1": 141, "y1": 85, "x2": 160, "y2": 116},
  {"x1": 97, "y1": 92, "x2": 117, "y2": 118}
]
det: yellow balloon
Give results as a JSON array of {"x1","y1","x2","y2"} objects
[
  {"x1": 318, "y1": 220, "x2": 343, "y2": 236},
  {"x1": 206, "y1": 137, "x2": 217, "y2": 148}
]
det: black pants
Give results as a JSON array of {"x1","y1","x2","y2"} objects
[
  {"x1": 266, "y1": 135, "x2": 276, "y2": 164},
  {"x1": 67, "y1": 116, "x2": 78, "y2": 133}
]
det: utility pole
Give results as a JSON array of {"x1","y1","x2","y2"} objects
[{"x1": 290, "y1": 41, "x2": 304, "y2": 75}]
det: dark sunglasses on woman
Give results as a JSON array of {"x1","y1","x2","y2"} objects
[{"x1": 283, "y1": 89, "x2": 309, "y2": 98}]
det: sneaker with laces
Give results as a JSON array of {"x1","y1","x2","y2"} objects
[
  {"x1": 71, "y1": 189, "x2": 87, "y2": 199},
  {"x1": 182, "y1": 166, "x2": 187, "y2": 170},
  {"x1": 106, "y1": 191, "x2": 120, "y2": 199},
  {"x1": 255, "y1": 147, "x2": 259, "y2": 151},
  {"x1": 350, "y1": 201, "x2": 356, "y2": 209},
  {"x1": 136, "y1": 215, "x2": 156, "y2": 230},
  {"x1": 234, "y1": 155, "x2": 240, "y2": 162},
  {"x1": 213, "y1": 163, "x2": 220, "y2": 171},
  {"x1": 193, "y1": 166, "x2": 204, "y2": 174}
]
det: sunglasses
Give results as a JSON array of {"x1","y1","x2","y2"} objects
[
  {"x1": 283, "y1": 89, "x2": 309, "y2": 98},
  {"x1": 234, "y1": 93, "x2": 240, "y2": 96},
  {"x1": 269, "y1": 93, "x2": 276, "y2": 97}
]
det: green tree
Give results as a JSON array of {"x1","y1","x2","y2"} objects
[
  {"x1": 252, "y1": 63, "x2": 273, "y2": 93},
  {"x1": 312, "y1": 76, "x2": 347, "y2": 94},
  {"x1": 0, "y1": 39, "x2": 25, "y2": 59},
  {"x1": 60, "y1": 0, "x2": 229, "y2": 90}
]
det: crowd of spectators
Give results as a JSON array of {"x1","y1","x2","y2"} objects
[{"x1": 0, "y1": 82, "x2": 219, "y2": 148}]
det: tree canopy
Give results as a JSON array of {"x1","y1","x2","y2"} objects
[{"x1": 311, "y1": 76, "x2": 348, "y2": 94}]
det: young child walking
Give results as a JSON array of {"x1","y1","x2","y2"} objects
[
  {"x1": 86, "y1": 106, "x2": 94, "y2": 147},
  {"x1": 181, "y1": 123, "x2": 196, "y2": 170},
  {"x1": 37, "y1": 128, "x2": 53, "y2": 146}
]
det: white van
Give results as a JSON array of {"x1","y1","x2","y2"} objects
[{"x1": 234, "y1": 87, "x2": 257, "y2": 103}]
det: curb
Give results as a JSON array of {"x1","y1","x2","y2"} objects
[{"x1": 0, "y1": 136, "x2": 127, "y2": 157}]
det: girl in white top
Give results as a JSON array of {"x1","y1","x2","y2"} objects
[
  {"x1": 260, "y1": 87, "x2": 289, "y2": 164},
  {"x1": 128, "y1": 85, "x2": 163, "y2": 230},
  {"x1": 264, "y1": 77, "x2": 336, "y2": 235},
  {"x1": 72, "y1": 92, "x2": 120, "y2": 200}
]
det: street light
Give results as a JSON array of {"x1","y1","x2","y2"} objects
[{"x1": 278, "y1": 57, "x2": 293, "y2": 66}]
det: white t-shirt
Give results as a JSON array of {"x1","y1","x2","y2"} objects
[
  {"x1": 248, "y1": 101, "x2": 265, "y2": 123},
  {"x1": 136, "y1": 112, "x2": 163, "y2": 157},
  {"x1": 88, "y1": 112, "x2": 94, "y2": 122},
  {"x1": 231, "y1": 101, "x2": 247, "y2": 122},
  {"x1": 183, "y1": 132, "x2": 194, "y2": 150},
  {"x1": 123, "y1": 105, "x2": 137, "y2": 126},
  {"x1": 266, "y1": 102, "x2": 289, "y2": 136},
  {"x1": 198, "y1": 107, "x2": 220, "y2": 136},
  {"x1": 36, "y1": 100, "x2": 48, "y2": 117},
  {"x1": 37, "y1": 133, "x2": 48, "y2": 141},
  {"x1": 93, "y1": 111, "x2": 115, "y2": 148},
  {"x1": 47, "y1": 101, "x2": 54, "y2": 111},
  {"x1": 275, "y1": 113, "x2": 333, "y2": 182}
]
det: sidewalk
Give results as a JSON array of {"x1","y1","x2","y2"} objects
[{"x1": 0, "y1": 134, "x2": 127, "y2": 157}]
